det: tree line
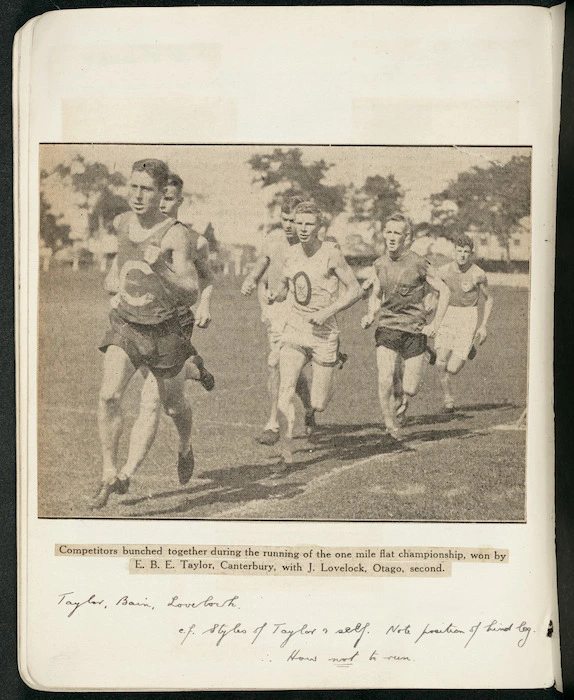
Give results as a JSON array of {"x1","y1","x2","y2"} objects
[{"x1": 40, "y1": 149, "x2": 531, "y2": 260}]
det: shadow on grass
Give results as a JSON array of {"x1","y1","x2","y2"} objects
[
  {"x1": 404, "y1": 401, "x2": 518, "y2": 428},
  {"x1": 119, "y1": 420, "x2": 481, "y2": 517},
  {"x1": 457, "y1": 401, "x2": 518, "y2": 412}
]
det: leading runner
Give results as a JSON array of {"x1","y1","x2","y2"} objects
[{"x1": 92, "y1": 159, "x2": 205, "y2": 509}]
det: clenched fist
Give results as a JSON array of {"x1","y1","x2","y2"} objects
[{"x1": 143, "y1": 244, "x2": 162, "y2": 266}]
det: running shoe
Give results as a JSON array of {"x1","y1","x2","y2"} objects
[
  {"x1": 258, "y1": 429, "x2": 280, "y2": 446},
  {"x1": 304, "y1": 410, "x2": 317, "y2": 436},
  {"x1": 396, "y1": 397, "x2": 409, "y2": 420},
  {"x1": 444, "y1": 397, "x2": 456, "y2": 414},
  {"x1": 189, "y1": 356, "x2": 215, "y2": 391},
  {"x1": 177, "y1": 447, "x2": 195, "y2": 485},
  {"x1": 90, "y1": 476, "x2": 129, "y2": 510},
  {"x1": 198, "y1": 364, "x2": 215, "y2": 392}
]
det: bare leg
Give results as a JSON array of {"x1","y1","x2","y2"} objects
[
  {"x1": 97, "y1": 345, "x2": 136, "y2": 483},
  {"x1": 402, "y1": 353, "x2": 425, "y2": 398},
  {"x1": 277, "y1": 347, "x2": 307, "y2": 464},
  {"x1": 376, "y1": 345, "x2": 400, "y2": 436},
  {"x1": 441, "y1": 353, "x2": 467, "y2": 410},
  {"x1": 263, "y1": 347, "x2": 311, "y2": 436},
  {"x1": 310, "y1": 363, "x2": 336, "y2": 413},
  {"x1": 119, "y1": 371, "x2": 162, "y2": 480},
  {"x1": 436, "y1": 348, "x2": 455, "y2": 409},
  {"x1": 296, "y1": 369, "x2": 315, "y2": 435},
  {"x1": 296, "y1": 371, "x2": 312, "y2": 412},
  {"x1": 159, "y1": 368, "x2": 195, "y2": 484},
  {"x1": 264, "y1": 362, "x2": 281, "y2": 432},
  {"x1": 393, "y1": 356, "x2": 404, "y2": 413},
  {"x1": 185, "y1": 361, "x2": 201, "y2": 382},
  {"x1": 159, "y1": 369, "x2": 192, "y2": 454}
]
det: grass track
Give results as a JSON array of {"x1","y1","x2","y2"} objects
[{"x1": 37, "y1": 266, "x2": 528, "y2": 522}]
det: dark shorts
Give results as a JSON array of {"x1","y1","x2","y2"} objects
[
  {"x1": 99, "y1": 309, "x2": 193, "y2": 378},
  {"x1": 375, "y1": 327, "x2": 427, "y2": 360}
]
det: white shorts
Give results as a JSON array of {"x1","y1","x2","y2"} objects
[
  {"x1": 281, "y1": 319, "x2": 340, "y2": 367},
  {"x1": 435, "y1": 306, "x2": 478, "y2": 358},
  {"x1": 264, "y1": 301, "x2": 289, "y2": 346},
  {"x1": 263, "y1": 301, "x2": 289, "y2": 367}
]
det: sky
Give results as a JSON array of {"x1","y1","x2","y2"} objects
[{"x1": 40, "y1": 144, "x2": 530, "y2": 247}]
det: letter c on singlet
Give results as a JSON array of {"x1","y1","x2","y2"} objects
[
  {"x1": 293, "y1": 271, "x2": 312, "y2": 306},
  {"x1": 118, "y1": 260, "x2": 155, "y2": 307}
]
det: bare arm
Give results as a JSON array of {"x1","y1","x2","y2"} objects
[
  {"x1": 104, "y1": 255, "x2": 119, "y2": 294},
  {"x1": 257, "y1": 280, "x2": 268, "y2": 319},
  {"x1": 475, "y1": 279, "x2": 493, "y2": 344},
  {"x1": 241, "y1": 254, "x2": 270, "y2": 296},
  {"x1": 424, "y1": 265, "x2": 451, "y2": 337},
  {"x1": 104, "y1": 216, "x2": 122, "y2": 294},
  {"x1": 267, "y1": 275, "x2": 289, "y2": 304},
  {"x1": 308, "y1": 253, "x2": 363, "y2": 327},
  {"x1": 194, "y1": 237, "x2": 214, "y2": 289},
  {"x1": 361, "y1": 273, "x2": 382, "y2": 329},
  {"x1": 193, "y1": 236, "x2": 214, "y2": 327}
]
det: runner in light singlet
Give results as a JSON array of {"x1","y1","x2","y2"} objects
[
  {"x1": 434, "y1": 233, "x2": 493, "y2": 412},
  {"x1": 361, "y1": 214, "x2": 450, "y2": 441},
  {"x1": 93, "y1": 159, "x2": 206, "y2": 509},
  {"x1": 241, "y1": 196, "x2": 315, "y2": 445},
  {"x1": 268, "y1": 201, "x2": 363, "y2": 467}
]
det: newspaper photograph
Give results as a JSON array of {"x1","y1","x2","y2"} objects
[
  {"x1": 38, "y1": 144, "x2": 530, "y2": 523},
  {"x1": 16, "y1": 4, "x2": 561, "y2": 692}
]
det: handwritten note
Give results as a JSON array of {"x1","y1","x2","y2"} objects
[{"x1": 54, "y1": 589, "x2": 533, "y2": 668}]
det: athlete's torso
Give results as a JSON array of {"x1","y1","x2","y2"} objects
[
  {"x1": 283, "y1": 241, "x2": 341, "y2": 332},
  {"x1": 115, "y1": 211, "x2": 186, "y2": 325},
  {"x1": 375, "y1": 249, "x2": 429, "y2": 333},
  {"x1": 439, "y1": 261, "x2": 486, "y2": 307}
]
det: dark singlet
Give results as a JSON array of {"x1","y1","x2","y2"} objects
[
  {"x1": 114, "y1": 211, "x2": 179, "y2": 325},
  {"x1": 375, "y1": 249, "x2": 429, "y2": 333}
]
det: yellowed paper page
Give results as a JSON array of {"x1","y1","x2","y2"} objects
[{"x1": 15, "y1": 5, "x2": 563, "y2": 691}]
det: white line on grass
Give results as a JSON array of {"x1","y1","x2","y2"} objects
[{"x1": 212, "y1": 423, "x2": 518, "y2": 519}]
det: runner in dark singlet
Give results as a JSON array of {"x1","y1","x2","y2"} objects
[
  {"x1": 361, "y1": 214, "x2": 450, "y2": 441},
  {"x1": 93, "y1": 159, "x2": 203, "y2": 509}
]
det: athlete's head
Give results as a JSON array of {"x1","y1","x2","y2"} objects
[
  {"x1": 160, "y1": 173, "x2": 184, "y2": 217},
  {"x1": 129, "y1": 159, "x2": 169, "y2": 216},
  {"x1": 454, "y1": 233, "x2": 474, "y2": 267},
  {"x1": 293, "y1": 201, "x2": 322, "y2": 244},
  {"x1": 280, "y1": 195, "x2": 305, "y2": 241},
  {"x1": 382, "y1": 213, "x2": 411, "y2": 256}
]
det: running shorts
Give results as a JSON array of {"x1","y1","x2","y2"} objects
[
  {"x1": 263, "y1": 301, "x2": 290, "y2": 367},
  {"x1": 375, "y1": 327, "x2": 427, "y2": 360},
  {"x1": 281, "y1": 320, "x2": 340, "y2": 367},
  {"x1": 435, "y1": 306, "x2": 479, "y2": 358},
  {"x1": 99, "y1": 309, "x2": 193, "y2": 378}
]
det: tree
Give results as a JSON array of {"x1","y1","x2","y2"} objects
[
  {"x1": 430, "y1": 155, "x2": 531, "y2": 260},
  {"x1": 39, "y1": 191, "x2": 70, "y2": 249},
  {"x1": 42, "y1": 157, "x2": 129, "y2": 241},
  {"x1": 66, "y1": 157, "x2": 129, "y2": 234},
  {"x1": 349, "y1": 174, "x2": 405, "y2": 233},
  {"x1": 248, "y1": 148, "x2": 347, "y2": 231}
]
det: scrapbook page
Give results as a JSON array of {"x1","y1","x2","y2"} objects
[{"x1": 15, "y1": 5, "x2": 563, "y2": 691}]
